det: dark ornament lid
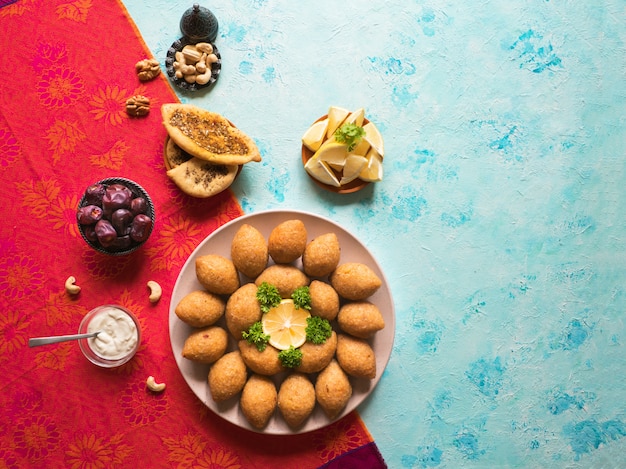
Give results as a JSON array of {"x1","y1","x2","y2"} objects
[{"x1": 180, "y1": 4, "x2": 219, "y2": 43}]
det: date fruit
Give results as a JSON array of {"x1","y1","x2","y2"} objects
[
  {"x1": 130, "y1": 214, "x2": 152, "y2": 242},
  {"x1": 94, "y1": 220, "x2": 117, "y2": 247},
  {"x1": 76, "y1": 205, "x2": 103, "y2": 225}
]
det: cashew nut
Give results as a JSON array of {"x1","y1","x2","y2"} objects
[
  {"x1": 147, "y1": 280, "x2": 162, "y2": 303},
  {"x1": 174, "y1": 51, "x2": 186, "y2": 65},
  {"x1": 195, "y1": 70, "x2": 212, "y2": 85},
  {"x1": 195, "y1": 42, "x2": 213, "y2": 54},
  {"x1": 65, "y1": 276, "x2": 81, "y2": 295},
  {"x1": 146, "y1": 376, "x2": 166, "y2": 392}
]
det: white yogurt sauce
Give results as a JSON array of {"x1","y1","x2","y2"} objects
[{"x1": 87, "y1": 306, "x2": 138, "y2": 360}]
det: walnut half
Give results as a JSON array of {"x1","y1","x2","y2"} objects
[
  {"x1": 135, "y1": 58, "x2": 161, "y2": 81},
  {"x1": 126, "y1": 95, "x2": 150, "y2": 117}
]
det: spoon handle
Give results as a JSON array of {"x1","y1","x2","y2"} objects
[{"x1": 29, "y1": 332, "x2": 100, "y2": 347}]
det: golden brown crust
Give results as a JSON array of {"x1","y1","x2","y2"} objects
[
  {"x1": 295, "y1": 331, "x2": 337, "y2": 374},
  {"x1": 225, "y1": 283, "x2": 262, "y2": 340},
  {"x1": 181, "y1": 326, "x2": 228, "y2": 364},
  {"x1": 277, "y1": 373, "x2": 316, "y2": 428},
  {"x1": 329, "y1": 262, "x2": 382, "y2": 301},
  {"x1": 166, "y1": 156, "x2": 238, "y2": 198},
  {"x1": 254, "y1": 264, "x2": 310, "y2": 299},
  {"x1": 315, "y1": 359, "x2": 352, "y2": 419},
  {"x1": 302, "y1": 232, "x2": 341, "y2": 277},
  {"x1": 268, "y1": 219, "x2": 308, "y2": 264},
  {"x1": 337, "y1": 301, "x2": 385, "y2": 339},
  {"x1": 208, "y1": 351, "x2": 248, "y2": 402},
  {"x1": 238, "y1": 340, "x2": 285, "y2": 376},
  {"x1": 161, "y1": 103, "x2": 261, "y2": 165},
  {"x1": 240, "y1": 374, "x2": 277, "y2": 429},
  {"x1": 195, "y1": 254, "x2": 240, "y2": 295},
  {"x1": 231, "y1": 224, "x2": 269, "y2": 279},
  {"x1": 336, "y1": 334, "x2": 376, "y2": 379},
  {"x1": 175, "y1": 290, "x2": 225, "y2": 328}
]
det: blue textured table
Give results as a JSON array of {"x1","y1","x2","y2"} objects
[{"x1": 125, "y1": 1, "x2": 626, "y2": 467}]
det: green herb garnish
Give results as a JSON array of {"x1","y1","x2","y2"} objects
[
  {"x1": 334, "y1": 123, "x2": 366, "y2": 152},
  {"x1": 242, "y1": 321, "x2": 270, "y2": 351},
  {"x1": 305, "y1": 316, "x2": 332, "y2": 344},
  {"x1": 256, "y1": 282, "x2": 281, "y2": 313},
  {"x1": 291, "y1": 286, "x2": 311, "y2": 310},
  {"x1": 278, "y1": 345, "x2": 303, "y2": 368}
]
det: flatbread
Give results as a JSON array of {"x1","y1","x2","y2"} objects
[
  {"x1": 161, "y1": 103, "x2": 261, "y2": 165},
  {"x1": 166, "y1": 156, "x2": 239, "y2": 198}
]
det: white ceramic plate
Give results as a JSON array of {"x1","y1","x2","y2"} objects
[{"x1": 169, "y1": 209, "x2": 395, "y2": 434}]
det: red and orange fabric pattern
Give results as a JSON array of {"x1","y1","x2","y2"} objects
[{"x1": 0, "y1": 1, "x2": 386, "y2": 467}]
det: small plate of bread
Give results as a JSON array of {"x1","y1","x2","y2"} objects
[{"x1": 161, "y1": 103, "x2": 261, "y2": 198}]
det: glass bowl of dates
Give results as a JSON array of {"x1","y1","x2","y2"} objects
[{"x1": 76, "y1": 178, "x2": 155, "y2": 256}]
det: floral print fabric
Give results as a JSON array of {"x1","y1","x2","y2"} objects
[{"x1": 0, "y1": 1, "x2": 383, "y2": 468}]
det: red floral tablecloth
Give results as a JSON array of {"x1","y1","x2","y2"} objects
[{"x1": 0, "y1": 1, "x2": 386, "y2": 467}]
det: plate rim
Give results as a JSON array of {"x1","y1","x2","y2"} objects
[{"x1": 168, "y1": 209, "x2": 395, "y2": 434}]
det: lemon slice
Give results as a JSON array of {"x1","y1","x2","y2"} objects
[
  {"x1": 351, "y1": 135, "x2": 371, "y2": 157},
  {"x1": 314, "y1": 141, "x2": 348, "y2": 167},
  {"x1": 326, "y1": 106, "x2": 350, "y2": 139},
  {"x1": 262, "y1": 299, "x2": 311, "y2": 350},
  {"x1": 340, "y1": 154, "x2": 368, "y2": 185},
  {"x1": 302, "y1": 118, "x2": 328, "y2": 152},
  {"x1": 359, "y1": 148, "x2": 384, "y2": 182},
  {"x1": 363, "y1": 121, "x2": 384, "y2": 158},
  {"x1": 343, "y1": 108, "x2": 365, "y2": 127},
  {"x1": 304, "y1": 156, "x2": 341, "y2": 187}
]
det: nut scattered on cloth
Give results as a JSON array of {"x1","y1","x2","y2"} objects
[
  {"x1": 135, "y1": 58, "x2": 161, "y2": 81},
  {"x1": 146, "y1": 376, "x2": 166, "y2": 392},
  {"x1": 65, "y1": 276, "x2": 81, "y2": 295},
  {"x1": 147, "y1": 280, "x2": 162, "y2": 303},
  {"x1": 126, "y1": 95, "x2": 150, "y2": 117}
]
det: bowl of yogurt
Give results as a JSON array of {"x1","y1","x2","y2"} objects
[{"x1": 78, "y1": 305, "x2": 141, "y2": 368}]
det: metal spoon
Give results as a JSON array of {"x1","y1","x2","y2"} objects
[{"x1": 29, "y1": 331, "x2": 100, "y2": 347}]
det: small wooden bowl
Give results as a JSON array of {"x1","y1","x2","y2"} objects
[{"x1": 301, "y1": 115, "x2": 370, "y2": 194}]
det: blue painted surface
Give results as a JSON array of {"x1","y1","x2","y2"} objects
[{"x1": 125, "y1": 1, "x2": 626, "y2": 467}]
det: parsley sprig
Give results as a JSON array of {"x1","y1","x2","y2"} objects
[
  {"x1": 305, "y1": 316, "x2": 333, "y2": 344},
  {"x1": 242, "y1": 321, "x2": 270, "y2": 351},
  {"x1": 278, "y1": 346, "x2": 303, "y2": 368},
  {"x1": 334, "y1": 123, "x2": 366, "y2": 151},
  {"x1": 291, "y1": 286, "x2": 311, "y2": 310},
  {"x1": 256, "y1": 282, "x2": 281, "y2": 313}
]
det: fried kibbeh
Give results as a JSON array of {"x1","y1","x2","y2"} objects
[
  {"x1": 309, "y1": 280, "x2": 340, "y2": 321},
  {"x1": 231, "y1": 223, "x2": 268, "y2": 279},
  {"x1": 176, "y1": 218, "x2": 390, "y2": 429},
  {"x1": 337, "y1": 301, "x2": 385, "y2": 339},
  {"x1": 277, "y1": 373, "x2": 316, "y2": 428},
  {"x1": 336, "y1": 334, "x2": 376, "y2": 379},
  {"x1": 329, "y1": 262, "x2": 382, "y2": 301},
  {"x1": 255, "y1": 264, "x2": 310, "y2": 298},
  {"x1": 196, "y1": 254, "x2": 240, "y2": 295},
  {"x1": 208, "y1": 351, "x2": 248, "y2": 402},
  {"x1": 238, "y1": 340, "x2": 285, "y2": 376},
  {"x1": 175, "y1": 290, "x2": 225, "y2": 328},
  {"x1": 268, "y1": 219, "x2": 307, "y2": 264},
  {"x1": 295, "y1": 331, "x2": 337, "y2": 374},
  {"x1": 182, "y1": 326, "x2": 228, "y2": 364},
  {"x1": 315, "y1": 359, "x2": 352, "y2": 419},
  {"x1": 225, "y1": 283, "x2": 262, "y2": 340},
  {"x1": 302, "y1": 232, "x2": 340, "y2": 277},
  {"x1": 240, "y1": 374, "x2": 277, "y2": 429}
]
